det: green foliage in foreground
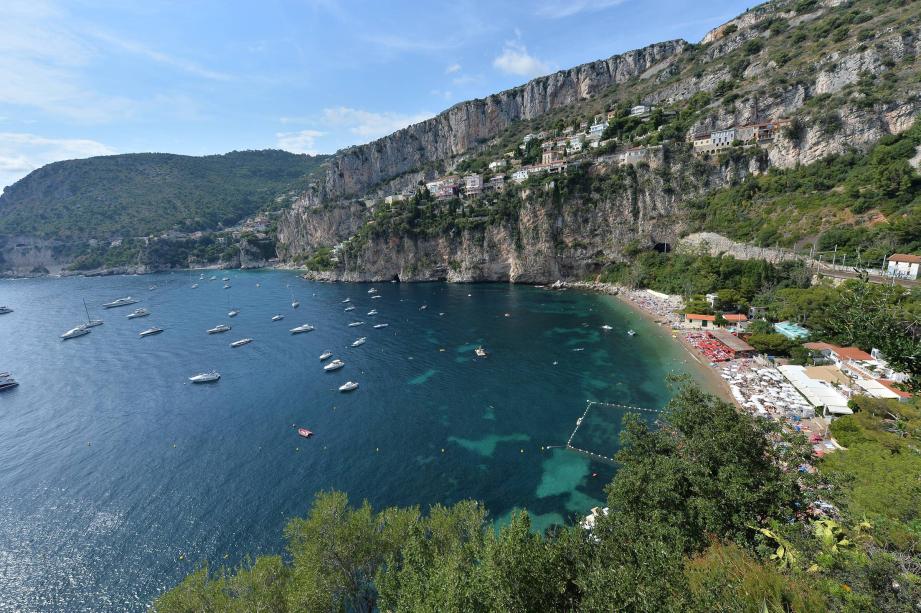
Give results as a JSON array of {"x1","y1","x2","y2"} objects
[
  {"x1": 156, "y1": 385, "x2": 918, "y2": 612},
  {"x1": 0, "y1": 150, "x2": 327, "y2": 241}
]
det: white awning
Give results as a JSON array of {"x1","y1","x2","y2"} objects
[
  {"x1": 778, "y1": 365, "x2": 852, "y2": 415},
  {"x1": 855, "y1": 377, "x2": 901, "y2": 400}
]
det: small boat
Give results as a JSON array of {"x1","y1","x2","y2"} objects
[
  {"x1": 419, "y1": 305, "x2": 428, "y2": 310},
  {"x1": 350, "y1": 337, "x2": 366, "y2": 347},
  {"x1": 348, "y1": 321, "x2": 364, "y2": 327},
  {"x1": 367, "y1": 288, "x2": 378, "y2": 294},
  {"x1": 0, "y1": 306, "x2": 12, "y2": 314},
  {"x1": 61, "y1": 325, "x2": 91, "y2": 340},
  {"x1": 371, "y1": 295, "x2": 382, "y2": 300},
  {"x1": 82, "y1": 299, "x2": 103, "y2": 327},
  {"x1": 601, "y1": 325, "x2": 613, "y2": 331},
  {"x1": 297, "y1": 428, "x2": 313, "y2": 438},
  {"x1": 292, "y1": 300, "x2": 300, "y2": 308},
  {"x1": 102, "y1": 297, "x2": 138, "y2": 309},
  {"x1": 475, "y1": 346, "x2": 487, "y2": 357},
  {"x1": 208, "y1": 324, "x2": 231, "y2": 334},
  {"x1": 222, "y1": 277, "x2": 230, "y2": 282},
  {"x1": 367, "y1": 309, "x2": 378, "y2": 316},
  {"x1": 0, "y1": 373, "x2": 19, "y2": 391},
  {"x1": 191, "y1": 283, "x2": 199, "y2": 289},
  {"x1": 338, "y1": 381, "x2": 359, "y2": 392},
  {"x1": 290, "y1": 324, "x2": 315, "y2": 334},
  {"x1": 324, "y1": 359, "x2": 345, "y2": 371},
  {"x1": 148, "y1": 285, "x2": 157, "y2": 291},
  {"x1": 228, "y1": 309, "x2": 239, "y2": 317},
  {"x1": 272, "y1": 314, "x2": 284, "y2": 321},
  {"x1": 372, "y1": 323, "x2": 389, "y2": 329},
  {"x1": 342, "y1": 298, "x2": 351, "y2": 303},
  {"x1": 223, "y1": 284, "x2": 231, "y2": 289},
  {"x1": 127, "y1": 308, "x2": 150, "y2": 319},
  {"x1": 344, "y1": 306, "x2": 356, "y2": 312},
  {"x1": 139, "y1": 326, "x2": 164, "y2": 337},
  {"x1": 189, "y1": 371, "x2": 220, "y2": 383},
  {"x1": 627, "y1": 329, "x2": 636, "y2": 336},
  {"x1": 230, "y1": 338, "x2": 253, "y2": 348},
  {"x1": 319, "y1": 351, "x2": 333, "y2": 361},
  {"x1": 210, "y1": 275, "x2": 217, "y2": 280}
]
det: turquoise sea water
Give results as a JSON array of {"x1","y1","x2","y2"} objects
[{"x1": 0, "y1": 271, "x2": 704, "y2": 611}]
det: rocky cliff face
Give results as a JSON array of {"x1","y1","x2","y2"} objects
[{"x1": 310, "y1": 40, "x2": 689, "y2": 202}]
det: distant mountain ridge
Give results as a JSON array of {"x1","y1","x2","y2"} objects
[{"x1": 0, "y1": 149, "x2": 329, "y2": 242}]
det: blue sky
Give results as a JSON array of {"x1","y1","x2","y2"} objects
[{"x1": 0, "y1": 0, "x2": 754, "y2": 190}]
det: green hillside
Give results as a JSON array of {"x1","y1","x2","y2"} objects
[{"x1": 0, "y1": 150, "x2": 328, "y2": 241}]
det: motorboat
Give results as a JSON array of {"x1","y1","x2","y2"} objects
[
  {"x1": 223, "y1": 284, "x2": 231, "y2": 289},
  {"x1": 419, "y1": 305, "x2": 428, "y2": 310},
  {"x1": 338, "y1": 381, "x2": 359, "y2": 392},
  {"x1": 292, "y1": 300, "x2": 300, "y2": 309},
  {"x1": 0, "y1": 306, "x2": 12, "y2": 314},
  {"x1": 0, "y1": 373, "x2": 18, "y2": 391},
  {"x1": 601, "y1": 325, "x2": 613, "y2": 331},
  {"x1": 367, "y1": 309, "x2": 378, "y2": 316},
  {"x1": 324, "y1": 359, "x2": 345, "y2": 371},
  {"x1": 207, "y1": 324, "x2": 231, "y2": 334},
  {"x1": 475, "y1": 346, "x2": 487, "y2": 357},
  {"x1": 127, "y1": 308, "x2": 150, "y2": 319},
  {"x1": 367, "y1": 288, "x2": 378, "y2": 294},
  {"x1": 319, "y1": 351, "x2": 333, "y2": 361},
  {"x1": 210, "y1": 275, "x2": 217, "y2": 281},
  {"x1": 61, "y1": 325, "x2": 91, "y2": 340},
  {"x1": 297, "y1": 428, "x2": 313, "y2": 438},
  {"x1": 290, "y1": 324, "x2": 315, "y2": 334},
  {"x1": 350, "y1": 337, "x2": 366, "y2": 347},
  {"x1": 230, "y1": 338, "x2": 253, "y2": 348},
  {"x1": 342, "y1": 298, "x2": 351, "y2": 303},
  {"x1": 344, "y1": 306, "x2": 356, "y2": 312},
  {"x1": 189, "y1": 371, "x2": 221, "y2": 383},
  {"x1": 148, "y1": 285, "x2": 157, "y2": 291},
  {"x1": 191, "y1": 283, "x2": 199, "y2": 289},
  {"x1": 102, "y1": 297, "x2": 138, "y2": 309},
  {"x1": 372, "y1": 323, "x2": 389, "y2": 329},
  {"x1": 228, "y1": 309, "x2": 239, "y2": 317},
  {"x1": 222, "y1": 277, "x2": 230, "y2": 282},
  {"x1": 371, "y1": 295, "x2": 382, "y2": 300},
  {"x1": 627, "y1": 329, "x2": 636, "y2": 336},
  {"x1": 139, "y1": 326, "x2": 164, "y2": 337},
  {"x1": 272, "y1": 314, "x2": 284, "y2": 321},
  {"x1": 348, "y1": 321, "x2": 364, "y2": 327}
]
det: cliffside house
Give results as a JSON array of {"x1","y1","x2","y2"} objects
[
  {"x1": 488, "y1": 159, "x2": 507, "y2": 171},
  {"x1": 693, "y1": 119, "x2": 789, "y2": 155},
  {"x1": 464, "y1": 174, "x2": 483, "y2": 197},
  {"x1": 588, "y1": 122, "x2": 606, "y2": 140},
  {"x1": 486, "y1": 175, "x2": 505, "y2": 192},
  {"x1": 512, "y1": 168, "x2": 530, "y2": 184},
  {"x1": 384, "y1": 194, "x2": 406, "y2": 204},
  {"x1": 886, "y1": 253, "x2": 920, "y2": 279},
  {"x1": 684, "y1": 313, "x2": 747, "y2": 329},
  {"x1": 542, "y1": 150, "x2": 563, "y2": 165},
  {"x1": 630, "y1": 104, "x2": 655, "y2": 118},
  {"x1": 426, "y1": 176, "x2": 460, "y2": 200}
]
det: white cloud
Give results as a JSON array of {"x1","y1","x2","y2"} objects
[
  {"x1": 89, "y1": 30, "x2": 233, "y2": 82},
  {"x1": 445, "y1": 63, "x2": 461, "y2": 74},
  {"x1": 275, "y1": 129, "x2": 325, "y2": 155},
  {"x1": 0, "y1": 132, "x2": 116, "y2": 191},
  {"x1": 430, "y1": 89, "x2": 453, "y2": 101},
  {"x1": 492, "y1": 41, "x2": 550, "y2": 78},
  {"x1": 321, "y1": 107, "x2": 434, "y2": 140},
  {"x1": 536, "y1": 0, "x2": 627, "y2": 18}
]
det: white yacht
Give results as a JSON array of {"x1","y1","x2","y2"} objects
[
  {"x1": 367, "y1": 309, "x2": 378, "y2": 316},
  {"x1": 230, "y1": 338, "x2": 253, "y2": 348},
  {"x1": 367, "y1": 288, "x2": 378, "y2": 294},
  {"x1": 350, "y1": 337, "x2": 366, "y2": 347},
  {"x1": 324, "y1": 359, "x2": 345, "y2": 371},
  {"x1": 290, "y1": 324, "x2": 315, "y2": 334},
  {"x1": 61, "y1": 325, "x2": 91, "y2": 340},
  {"x1": 419, "y1": 305, "x2": 428, "y2": 310},
  {"x1": 371, "y1": 295, "x2": 382, "y2": 300},
  {"x1": 223, "y1": 284, "x2": 231, "y2": 289},
  {"x1": 139, "y1": 326, "x2": 164, "y2": 338},
  {"x1": 372, "y1": 323, "x2": 389, "y2": 329},
  {"x1": 210, "y1": 275, "x2": 217, "y2": 281},
  {"x1": 319, "y1": 351, "x2": 333, "y2": 361},
  {"x1": 208, "y1": 324, "x2": 231, "y2": 334},
  {"x1": 475, "y1": 346, "x2": 488, "y2": 357},
  {"x1": 338, "y1": 381, "x2": 359, "y2": 392},
  {"x1": 344, "y1": 306, "x2": 356, "y2": 312},
  {"x1": 79, "y1": 299, "x2": 104, "y2": 327},
  {"x1": 222, "y1": 277, "x2": 230, "y2": 282},
  {"x1": 191, "y1": 283, "x2": 199, "y2": 289},
  {"x1": 0, "y1": 373, "x2": 18, "y2": 391},
  {"x1": 228, "y1": 309, "x2": 239, "y2": 317},
  {"x1": 292, "y1": 300, "x2": 300, "y2": 309},
  {"x1": 127, "y1": 308, "x2": 150, "y2": 319},
  {"x1": 272, "y1": 314, "x2": 285, "y2": 321},
  {"x1": 348, "y1": 321, "x2": 364, "y2": 327},
  {"x1": 627, "y1": 329, "x2": 636, "y2": 336},
  {"x1": 189, "y1": 371, "x2": 220, "y2": 383},
  {"x1": 102, "y1": 297, "x2": 138, "y2": 309},
  {"x1": 601, "y1": 325, "x2": 613, "y2": 331},
  {"x1": 341, "y1": 298, "x2": 351, "y2": 303},
  {"x1": 0, "y1": 306, "x2": 12, "y2": 314}
]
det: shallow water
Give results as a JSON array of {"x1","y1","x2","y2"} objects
[{"x1": 0, "y1": 271, "x2": 703, "y2": 611}]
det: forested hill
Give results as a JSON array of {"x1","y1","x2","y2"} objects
[{"x1": 0, "y1": 150, "x2": 328, "y2": 242}]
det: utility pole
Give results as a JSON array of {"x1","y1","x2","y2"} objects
[{"x1": 832, "y1": 244, "x2": 837, "y2": 267}]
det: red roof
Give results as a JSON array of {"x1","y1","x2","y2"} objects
[
  {"x1": 686, "y1": 314, "x2": 716, "y2": 321},
  {"x1": 804, "y1": 342, "x2": 836, "y2": 351},
  {"x1": 878, "y1": 380, "x2": 912, "y2": 399},
  {"x1": 889, "y1": 253, "x2": 921, "y2": 264},
  {"x1": 803, "y1": 342, "x2": 871, "y2": 361},
  {"x1": 723, "y1": 314, "x2": 748, "y2": 322}
]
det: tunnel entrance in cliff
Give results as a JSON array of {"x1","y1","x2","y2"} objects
[
  {"x1": 391, "y1": 274, "x2": 400, "y2": 282},
  {"x1": 654, "y1": 242, "x2": 672, "y2": 253}
]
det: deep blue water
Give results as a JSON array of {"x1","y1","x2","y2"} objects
[{"x1": 0, "y1": 271, "x2": 705, "y2": 611}]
